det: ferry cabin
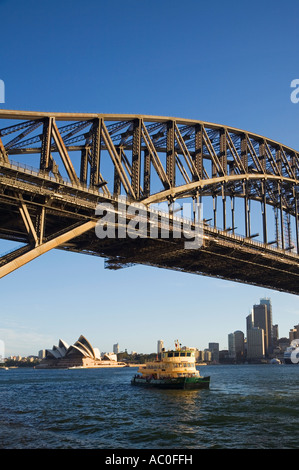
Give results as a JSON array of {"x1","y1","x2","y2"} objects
[{"x1": 139, "y1": 349, "x2": 200, "y2": 379}]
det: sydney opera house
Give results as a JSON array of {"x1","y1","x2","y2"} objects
[{"x1": 37, "y1": 335, "x2": 126, "y2": 369}]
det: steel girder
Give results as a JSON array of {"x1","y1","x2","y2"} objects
[{"x1": 0, "y1": 110, "x2": 298, "y2": 293}]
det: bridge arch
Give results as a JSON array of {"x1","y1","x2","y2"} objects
[{"x1": 0, "y1": 110, "x2": 298, "y2": 293}]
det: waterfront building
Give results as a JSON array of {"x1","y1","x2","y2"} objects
[
  {"x1": 113, "y1": 343, "x2": 119, "y2": 354},
  {"x1": 272, "y1": 325, "x2": 279, "y2": 348},
  {"x1": 234, "y1": 330, "x2": 245, "y2": 361},
  {"x1": 228, "y1": 331, "x2": 245, "y2": 362},
  {"x1": 208, "y1": 343, "x2": 219, "y2": 362},
  {"x1": 228, "y1": 333, "x2": 235, "y2": 359},
  {"x1": 247, "y1": 327, "x2": 265, "y2": 361},
  {"x1": 253, "y1": 303, "x2": 268, "y2": 355},
  {"x1": 248, "y1": 299, "x2": 273, "y2": 357},
  {"x1": 37, "y1": 335, "x2": 125, "y2": 369},
  {"x1": 197, "y1": 350, "x2": 205, "y2": 362},
  {"x1": 38, "y1": 349, "x2": 46, "y2": 359},
  {"x1": 246, "y1": 311, "x2": 254, "y2": 331},
  {"x1": 289, "y1": 324, "x2": 299, "y2": 342},
  {"x1": 204, "y1": 349, "x2": 212, "y2": 362},
  {"x1": 260, "y1": 298, "x2": 273, "y2": 353}
]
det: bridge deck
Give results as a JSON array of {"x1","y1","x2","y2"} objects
[{"x1": 0, "y1": 163, "x2": 298, "y2": 294}]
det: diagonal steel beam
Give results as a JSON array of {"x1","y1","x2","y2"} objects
[
  {"x1": 40, "y1": 117, "x2": 53, "y2": 171},
  {"x1": 0, "y1": 136, "x2": 8, "y2": 163},
  {"x1": 174, "y1": 123, "x2": 199, "y2": 180},
  {"x1": 16, "y1": 193, "x2": 38, "y2": 246},
  {"x1": 226, "y1": 131, "x2": 246, "y2": 174},
  {"x1": 89, "y1": 118, "x2": 102, "y2": 188},
  {"x1": 141, "y1": 121, "x2": 170, "y2": 189},
  {"x1": 51, "y1": 120, "x2": 79, "y2": 185},
  {"x1": 101, "y1": 121, "x2": 135, "y2": 198},
  {"x1": 202, "y1": 126, "x2": 225, "y2": 176},
  {"x1": 0, "y1": 220, "x2": 97, "y2": 278}
]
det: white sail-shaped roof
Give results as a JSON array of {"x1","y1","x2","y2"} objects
[{"x1": 44, "y1": 336, "x2": 101, "y2": 361}]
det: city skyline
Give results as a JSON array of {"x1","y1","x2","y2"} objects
[
  {"x1": 2, "y1": 293, "x2": 297, "y2": 358},
  {"x1": 0, "y1": 0, "x2": 298, "y2": 357}
]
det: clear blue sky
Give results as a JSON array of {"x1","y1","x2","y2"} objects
[{"x1": 0, "y1": 0, "x2": 298, "y2": 356}]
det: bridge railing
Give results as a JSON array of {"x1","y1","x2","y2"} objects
[{"x1": 1, "y1": 159, "x2": 101, "y2": 195}]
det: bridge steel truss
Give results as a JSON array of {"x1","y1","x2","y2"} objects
[{"x1": 0, "y1": 110, "x2": 298, "y2": 295}]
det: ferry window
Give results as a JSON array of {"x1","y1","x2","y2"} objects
[
  {"x1": 174, "y1": 352, "x2": 180, "y2": 357},
  {"x1": 168, "y1": 352, "x2": 174, "y2": 357},
  {"x1": 187, "y1": 352, "x2": 191, "y2": 357}
]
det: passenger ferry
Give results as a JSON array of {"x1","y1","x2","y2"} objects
[{"x1": 131, "y1": 341, "x2": 210, "y2": 389}]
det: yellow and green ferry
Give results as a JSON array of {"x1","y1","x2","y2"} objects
[{"x1": 131, "y1": 341, "x2": 210, "y2": 390}]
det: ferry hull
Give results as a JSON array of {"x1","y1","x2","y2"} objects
[{"x1": 131, "y1": 376, "x2": 210, "y2": 390}]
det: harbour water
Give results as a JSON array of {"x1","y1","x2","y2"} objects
[{"x1": 0, "y1": 364, "x2": 298, "y2": 449}]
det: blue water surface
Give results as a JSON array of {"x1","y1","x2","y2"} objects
[{"x1": 0, "y1": 364, "x2": 298, "y2": 449}]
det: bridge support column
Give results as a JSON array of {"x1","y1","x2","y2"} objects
[
  {"x1": 194, "y1": 124, "x2": 203, "y2": 179},
  {"x1": 80, "y1": 147, "x2": 89, "y2": 185},
  {"x1": 143, "y1": 148, "x2": 151, "y2": 198},
  {"x1": 40, "y1": 117, "x2": 53, "y2": 171},
  {"x1": 231, "y1": 196, "x2": 235, "y2": 234},
  {"x1": 262, "y1": 182, "x2": 268, "y2": 244},
  {"x1": 213, "y1": 195, "x2": 217, "y2": 228},
  {"x1": 90, "y1": 118, "x2": 102, "y2": 188},
  {"x1": 132, "y1": 119, "x2": 141, "y2": 199},
  {"x1": 244, "y1": 181, "x2": 251, "y2": 238},
  {"x1": 166, "y1": 121, "x2": 175, "y2": 188},
  {"x1": 279, "y1": 184, "x2": 285, "y2": 250},
  {"x1": 222, "y1": 183, "x2": 226, "y2": 230},
  {"x1": 113, "y1": 147, "x2": 122, "y2": 196}
]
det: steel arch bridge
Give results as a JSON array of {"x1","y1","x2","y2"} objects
[{"x1": 0, "y1": 110, "x2": 298, "y2": 294}]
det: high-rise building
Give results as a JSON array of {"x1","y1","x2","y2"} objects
[
  {"x1": 272, "y1": 324, "x2": 279, "y2": 347},
  {"x1": 234, "y1": 330, "x2": 245, "y2": 361},
  {"x1": 204, "y1": 349, "x2": 212, "y2": 362},
  {"x1": 247, "y1": 298, "x2": 274, "y2": 357},
  {"x1": 38, "y1": 349, "x2": 46, "y2": 359},
  {"x1": 260, "y1": 298, "x2": 273, "y2": 352},
  {"x1": 246, "y1": 311, "x2": 254, "y2": 331},
  {"x1": 113, "y1": 343, "x2": 119, "y2": 354},
  {"x1": 208, "y1": 343, "x2": 219, "y2": 362},
  {"x1": 247, "y1": 327, "x2": 265, "y2": 360},
  {"x1": 228, "y1": 333, "x2": 235, "y2": 359},
  {"x1": 253, "y1": 303, "x2": 268, "y2": 354},
  {"x1": 228, "y1": 331, "x2": 244, "y2": 361},
  {"x1": 157, "y1": 340, "x2": 164, "y2": 354}
]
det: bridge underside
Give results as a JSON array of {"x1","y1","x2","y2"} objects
[
  {"x1": 0, "y1": 111, "x2": 298, "y2": 294},
  {"x1": 2, "y1": 220, "x2": 299, "y2": 296},
  {"x1": 0, "y1": 169, "x2": 298, "y2": 295},
  {"x1": 82, "y1": 234, "x2": 299, "y2": 296}
]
